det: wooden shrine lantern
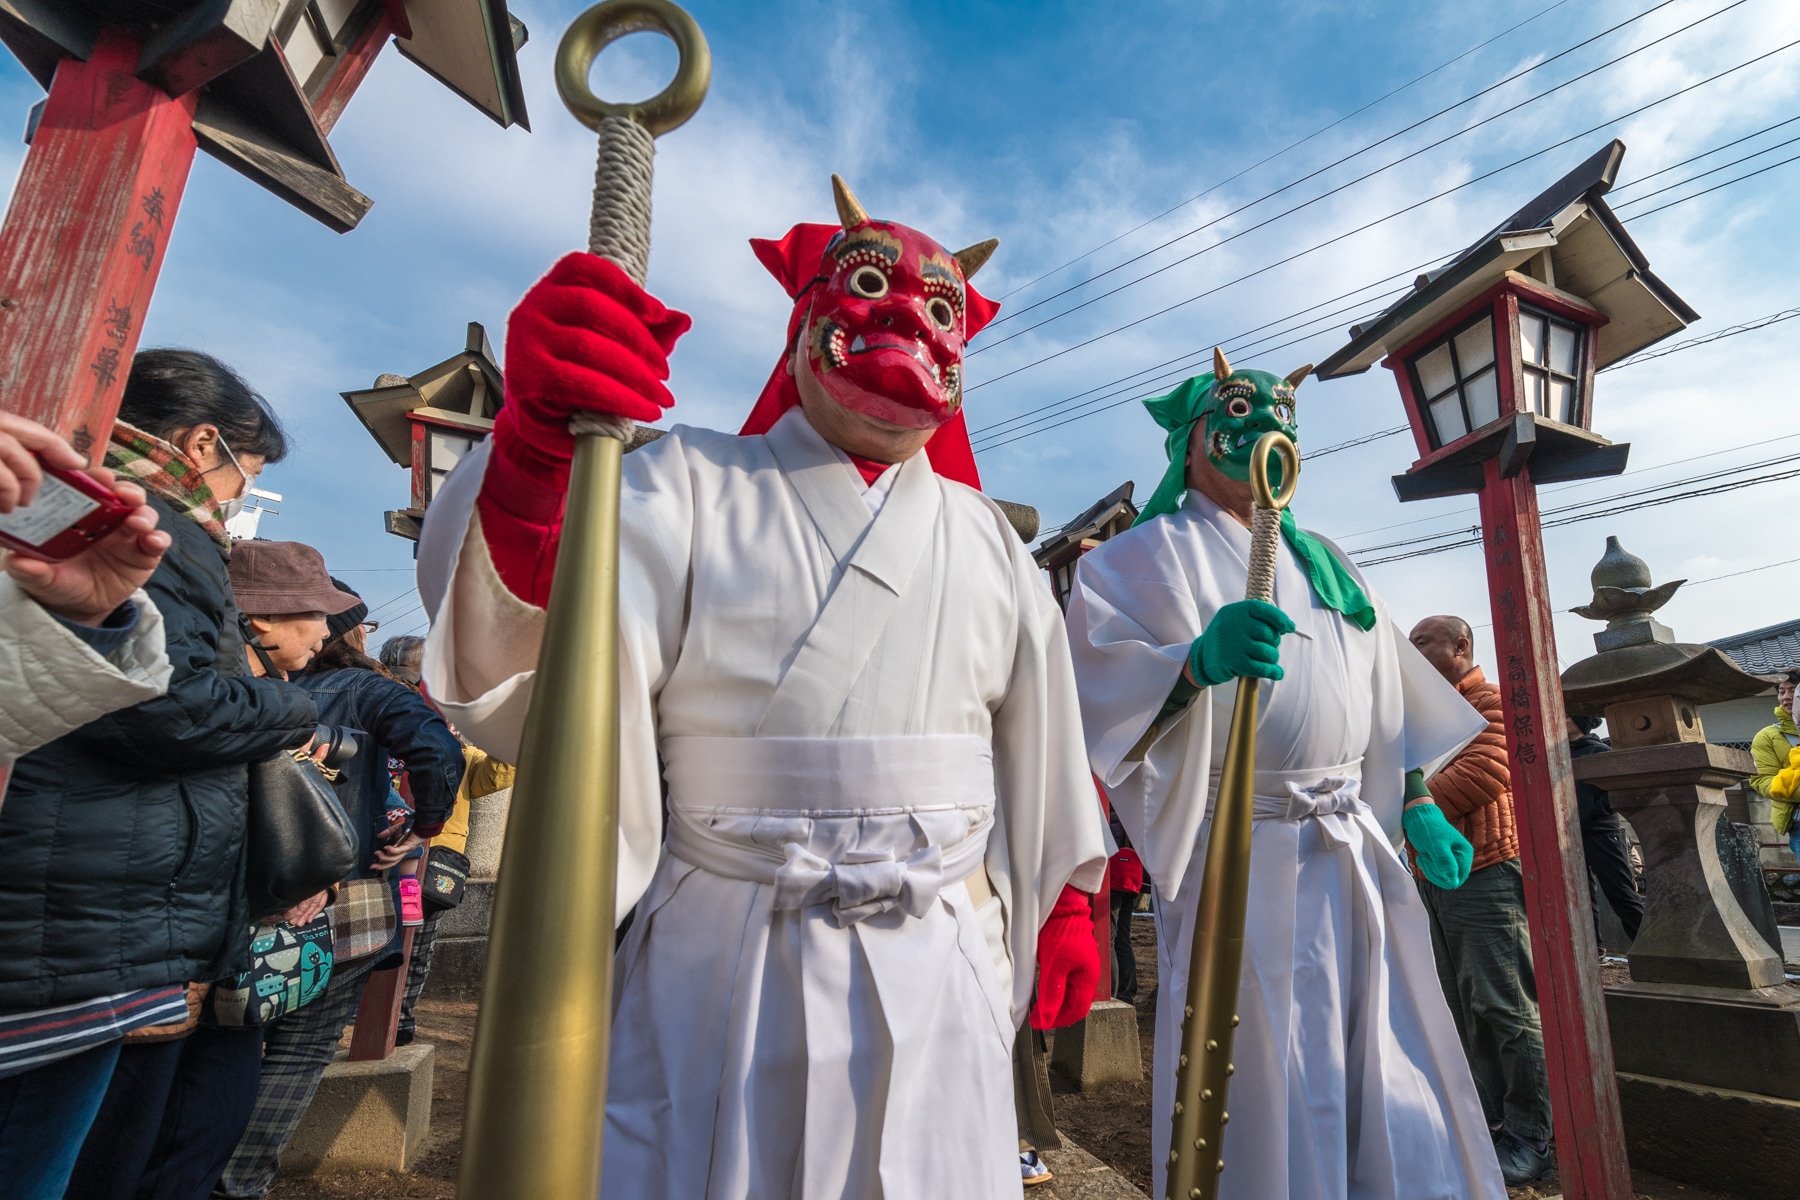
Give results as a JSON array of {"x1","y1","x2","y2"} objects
[
  {"x1": 343, "y1": 321, "x2": 502, "y2": 540},
  {"x1": 1321, "y1": 139, "x2": 1696, "y2": 502},
  {"x1": 1316, "y1": 139, "x2": 1699, "y2": 1200}
]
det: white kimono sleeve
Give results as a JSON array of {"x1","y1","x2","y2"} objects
[
  {"x1": 1064, "y1": 527, "x2": 1213, "y2": 901},
  {"x1": 418, "y1": 434, "x2": 695, "y2": 921},
  {"x1": 987, "y1": 529, "x2": 1109, "y2": 1027}
]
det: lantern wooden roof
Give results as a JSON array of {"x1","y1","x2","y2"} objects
[
  {"x1": 1318, "y1": 140, "x2": 1698, "y2": 380},
  {"x1": 343, "y1": 320, "x2": 502, "y2": 467},
  {"x1": 1, "y1": 0, "x2": 529, "y2": 233}
]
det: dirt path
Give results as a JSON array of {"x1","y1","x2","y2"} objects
[
  {"x1": 266, "y1": 936, "x2": 1741, "y2": 1199},
  {"x1": 1045, "y1": 916, "x2": 1744, "y2": 1200}
]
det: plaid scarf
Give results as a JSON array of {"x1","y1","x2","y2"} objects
[{"x1": 105, "y1": 419, "x2": 231, "y2": 549}]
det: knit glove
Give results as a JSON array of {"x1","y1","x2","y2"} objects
[
  {"x1": 477, "y1": 253, "x2": 692, "y2": 607},
  {"x1": 1030, "y1": 885, "x2": 1101, "y2": 1031},
  {"x1": 1403, "y1": 801, "x2": 1474, "y2": 889},
  {"x1": 1187, "y1": 599, "x2": 1295, "y2": 688},
  {"x1": 1771, "y1": 745, "x2": 1800, "y2": 801}
]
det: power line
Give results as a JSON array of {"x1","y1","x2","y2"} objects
[
  {"x1": 984, "y1": 0, "x2": 1691, "y2": 328},
  {"x1": 1612, "y1": 130, "x2": 1800, "y2": 209},
  {"x1": 993, "y1": 0, "x2": 1576, "y2": 302},
  {"x1": 1602, "y1": 305, "x2": 1800, "y2": 370},
  {"x1": 972, "y1": 298, "x2": 1389, "y2": 453},
  {"x1": 1353, "y1": 457, "x2": 1800, "y2": 565},
  {"x1": 970, "y1": 276, "x2": 1422, "y2": 451},
  {"x1": 1608, "y1": 111, "x2": 1800, "y2": 194},
  {"x1": 974, "y1": 0, "x2": 1743, "y2": 349},
  {"x1": 964, "y1": 32, "x2": 1800, "y2": 395},
  {"x1": 1624, "y1": 147, "x2": 1800, "y2": 219},
  {"x1": 1331, "y1": 431, "x2": 1800, "y2": 544},
  {"x1": 971, "y1": 110, "x2": 1800, "y2": 458}
]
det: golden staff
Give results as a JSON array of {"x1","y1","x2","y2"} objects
[
  {"x1": 1166, "y1": 431, "x2": 1299, "y2": 1200},
  {"x1": 458, "y1": 4, "x2": 708, "y2": 1197}
]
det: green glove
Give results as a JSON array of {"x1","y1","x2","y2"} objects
[
  {"x1": 1403, "y1": 801, "x2": 1474, "y2": 889},
  {"x1": 1187, "y1": 599, "x2": 1296, "y2": 688}
]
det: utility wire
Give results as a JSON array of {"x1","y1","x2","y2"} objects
[
  {"x1": 1608, "y1": 111, "x2": 1800, "y2": 193},
  {"x1": 975, "y1": 0, "x2": 1739, "y2": 345},
  {"x1": 969, "y1": 255, "x2": 1447, "y2": 442},
  {"x1": 985, "y1": 0, "x2": 1691, "y2": 326},
  {"x1": 973, "y1": 305, "x2": 1393, "y2": 454},
  {"x1": 1612, "y1": 130, "x2": 1800, "y2": 208},
  {"x1": 971, "y1": 114, "x2": 1800, "y2": 456},
  {"x1": 969, "y1": 279, "x2": 1419, "y2": 450},
  {"x1": 1603, "y1": 306, "x2": 1800, "y2": 370},
  {"x1": 994, "y1": 0, "x2": 1576, "y2": 301},
  {"x1": 965, "y1": 32, "x2": 1800, "y2": 393},
  {"x1": 1353, "y1": 458, "x2": 1800, "y2": 565},
  {"x1": 1625, "y1": 148, "x2": 1800, "y2": 219}
]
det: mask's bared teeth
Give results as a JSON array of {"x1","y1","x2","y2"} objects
[{"x1": 850, "y1": 334, "x2": 866, "y2": 354}]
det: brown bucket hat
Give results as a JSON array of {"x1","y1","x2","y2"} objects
[{"x1": 230, "y1": 541, "x2": 362, "y2": 617}]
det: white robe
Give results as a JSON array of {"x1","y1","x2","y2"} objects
[
  {"x1": 418, "y1": 407, "x2": 1106, "y2": 1200},
  {"x1": 1066, "y1": 489, "x2": 1505, "y2": 1200}
]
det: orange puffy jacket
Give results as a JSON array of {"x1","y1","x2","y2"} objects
[{"x1": 1412, "y1": 666, "x2": 1518, "y2": 874}]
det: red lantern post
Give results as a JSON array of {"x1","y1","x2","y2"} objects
[{"x1": 1319, "y1": 140, "x2": 1699, "y2": 1200}]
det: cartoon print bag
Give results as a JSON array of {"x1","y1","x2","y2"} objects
[
  {"x1": 210, "y1": 914, "x2": 335, "y2": 1027},
  {"x1": 421, "y1": 846, "x2": 470, "y2": 911}
]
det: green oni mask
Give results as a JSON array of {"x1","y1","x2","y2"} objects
[
  {"x1": 1134, "y1": 350, "x2": 1311, "y2": 527},
  {"x1": 1131, "y1": 351, "x2": 1378, "y2": 633},
  {"x1": 1193, "y1": 368, "x2": 1302, "y2": 483}
]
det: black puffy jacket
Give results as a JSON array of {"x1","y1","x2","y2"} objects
[
  {"x1": 0, "y1": 497, "x2": 319, "y2": 1008},
  {"x1": 292, "y1": 667, "x2": 463, "y2": 881}
]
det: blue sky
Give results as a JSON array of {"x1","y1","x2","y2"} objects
[{"x1": 2, "y1": 0, "x2": 1796, "y2": 664}]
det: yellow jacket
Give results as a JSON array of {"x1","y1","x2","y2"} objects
[
  {"x1": 1752, "y1": 705, "x2": 1800, "y2": 832},
  {"x1": 434, "y1": 746, "x2": 517, "y2": 856}
]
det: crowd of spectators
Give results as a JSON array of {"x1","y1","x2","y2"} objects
[{"x1": 0, "y1": 349, "x2": 486, "y2": 1200}]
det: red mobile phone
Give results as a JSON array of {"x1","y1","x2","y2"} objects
[{"x1": 0, "y1": 455, "x2": 135, "y2": 561}]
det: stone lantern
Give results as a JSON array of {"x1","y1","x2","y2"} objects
[{"x1": 1562, "y1": 538, "x2": 1800, "y2": 1196}]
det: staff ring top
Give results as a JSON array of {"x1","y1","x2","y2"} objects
[
  {"x1": 1251, "y1": 431, "x2": 1300, "y2": 512},
  {"x1": 555, "y1": 0, "x2": 712, "y2": 135}
]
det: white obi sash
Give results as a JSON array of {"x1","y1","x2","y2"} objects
[
  {"x1": 662, "y1": 734, "x2": 994, "y2": 928},
  {"x1": 1207, "y1": 758, "x2": 1372, "y2": 850}
]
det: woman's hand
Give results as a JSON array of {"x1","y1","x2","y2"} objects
[
  {"x1": 0, "y1": 415, "x2": 171, "y2": 625},
  {"x1": 370, "y1": 831, "x2": 424, "y2": 871},
  {"x1": 280, "y1": 890, "x2": 330, "y2": 926}
]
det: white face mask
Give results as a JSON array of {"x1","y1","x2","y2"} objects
[{"x1": 211, "y1": 435, "x2": 256, "y2": 523}]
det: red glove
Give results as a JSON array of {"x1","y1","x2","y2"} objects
[
  {"x1": 1030, "y1": 884, "x2": 1101, "y2": 1030},
  {"x1": 477, "y1": 253, "x2": 691, "y2": 606}
]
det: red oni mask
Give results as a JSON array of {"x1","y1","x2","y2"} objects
[{"x1": 741, "y1": 176, "x2": 999, "y2": 490}]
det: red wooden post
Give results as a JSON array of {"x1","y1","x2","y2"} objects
[
  {"x1": 349, "y1": 924, "x2": 416, "y2": 1061},
  {"x1": 0, "y1": 29, "x2": 200, "y2": 449},
  {"x1": 1478, "y1": 457, "x2": 1632, "y2": 1200}
]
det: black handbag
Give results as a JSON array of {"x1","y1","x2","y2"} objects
[
  {"x1": 245, "y1": 748, "x2": 358, "y2": 921},
  {"x1": 421, "y1": 846, "x2": 471, "y2": 911}
]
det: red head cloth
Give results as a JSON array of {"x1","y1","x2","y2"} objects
[{"x1": 739, "y1": 221, "x2": 1000, "y2": 492}]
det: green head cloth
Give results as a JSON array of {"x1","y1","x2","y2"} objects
[{"x1": 1130, "y1": 371, "x2": 1376, "y2": 633}]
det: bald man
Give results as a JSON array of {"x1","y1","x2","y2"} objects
[{"x1": 1406, "y1": 616, "x2": 1553, "y2": 1187}]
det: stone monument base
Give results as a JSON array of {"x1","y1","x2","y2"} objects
[
  {"x1": 1609, "y1": 981, "x2": 1800, "y2": 1195},
  {"x1": 1050, "y1": 999, "x2": 1142, "y2": 1089},
  {"x1": 284, "y1": 1043, "x2": 435, "y2": 1173},
  {"x1": 1616, "y1": 1071, "x2": 1800, "y2": 1197}
]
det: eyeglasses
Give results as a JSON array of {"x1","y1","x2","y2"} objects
[{"x1": 360, "y1": 621, "x2": 380, "y2": 634}]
